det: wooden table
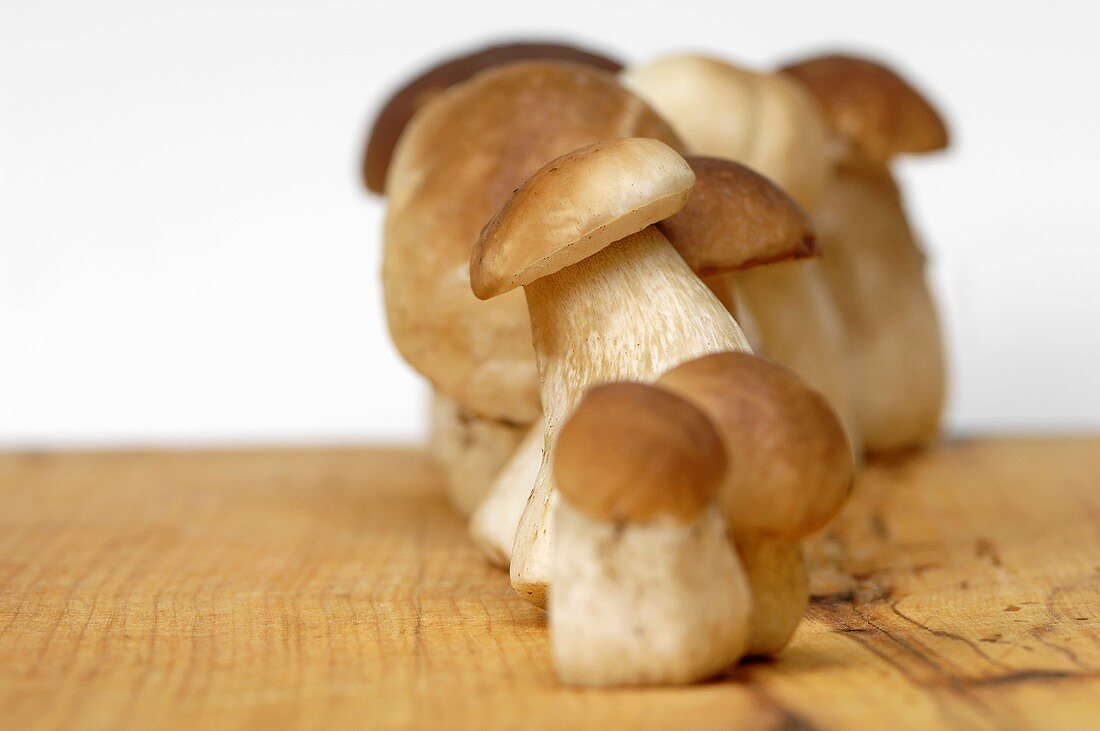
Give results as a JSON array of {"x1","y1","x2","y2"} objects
[{"x1": 1, "y1": 439, "x2": 1098, "y2": 730}]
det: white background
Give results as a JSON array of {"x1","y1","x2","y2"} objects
[{"x1": 2, "y1": 0, "x2": 1098, "y2": 448}]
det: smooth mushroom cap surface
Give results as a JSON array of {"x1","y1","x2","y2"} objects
[
  {"x1": 657, "y1": 156, "x2": 817, "y2": 275},
  {"x1": 362, "y1": 41, "x2": 623, "y2": 193},
  {"x1": 554, "y1": 383, "x2": 727, "y2": 524},
  {"x1": 470, "y1": 138, "x2": 695, "y2": 300},
  {"x1": 385, "y1": 62, "x2": 682, "y2": 422},
  {"x1": 623, "y1": 54, "x2": 830, "y2": 210},
  {"x1": 657, "y1": 352, "x2": 853, "y2": 538},
  {"x1": 781, "y1": 53, "x2": 949, "y2": 163}
]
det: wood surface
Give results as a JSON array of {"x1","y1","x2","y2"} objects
[{"x1": 1, "y1": 439, "x2": 1098, "y2": 730}]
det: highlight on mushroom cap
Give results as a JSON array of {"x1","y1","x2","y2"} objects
[
  {"x1": 781, "y1": 53, "x2": 949, "y2": 163},
  {"x1": 554, "y1": 382, "x2": 728, "y2": 524},
  {"x1": 470, "y1": 137, "x2": 696, "y2": 300},
  {"x1": 656, "y1": 351, "x2": 854, "y2": 538},
  {"x1": 362, "y1": 40, "x2": 624, "y2": 194},
  {"x1": 657, "y1": 156, "x2": 818, "y2": 275}
]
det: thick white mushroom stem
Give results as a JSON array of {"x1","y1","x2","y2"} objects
[
  {"x1": 468, "y1": 422, "x2": 543, "y2": 567},
  {"x1": 513, "y1": 227, "x2": 749, "y2": 606},
  {"x1": 816, "y1": 163, "x2": 945, "y2": 453},
  {"x1": 428, "y1": 391, "x2": 530, "y2": 516},
  {"x1": 552, "y1": 504, "x2": 751, "y2": 686}
]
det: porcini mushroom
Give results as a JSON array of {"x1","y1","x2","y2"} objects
[
  {"x1": 551, "y1": 382, "x2": 751, "y2": 686},
  {"x1": 362, "y1": 41, "x2": 623, "y2": 194},
  {"x1": 783, "y1": 53, "x2": 949, "y2": 453},
  {"x1": 383, "y1": 62, "x2": 682, "y2": 514},
  {"x1": 656, "y1": 352, "x2": 854, "y2": 655},
  {"x1": 470, "y1": 137, "x2": 753, "y2": 605},
  {"x1": 624, "y1": 55, "x2": 861, "y2": 453}
]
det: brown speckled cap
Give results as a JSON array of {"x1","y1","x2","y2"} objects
[
  {"x1": 362, "y1": 41, "x2": 623, "y2": 193},
  {"x1": 554, "y1": 382, "x2": 727, "y2": 523},
  {"x1": 781, "y1": 53, "x2": 949, "y2": 163},
  {"x1": 657, "y1": 156, "x2": 817, "y2": 275}
]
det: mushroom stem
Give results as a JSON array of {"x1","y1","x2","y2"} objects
[
  {"x1": 552, "y1": 503, "x2": 751, "y2": 686},
  {"x1": 816, "y1": 162, "x2": 945, "y2": 452},
  {"x1": 468, "y1": 421, "x2": 543, "y2": 567},
  {"x1": 737, "y1": 536, "x2": 809, "y2": 656},
  {"x1": 512, "y1": 227, "x2": 749, "y2": 606},
  {"x1": 428, "y1": 391, "x2": 529, "y2": 516},
  {"x1": 730, "y1": 261, "x2": 862, "y2": 455}
]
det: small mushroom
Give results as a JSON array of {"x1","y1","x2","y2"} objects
[
  {"x1": 656, "y1": 352, "x2": 854, "y2": 655},
  {"x1": 551, "y1": 382, "x2": 751, "y2": 686},
  {"x1": 783, "y1": 53, "x2": 949, "y2": 454},
  {"x1": 361, "y1": 41, "x2": 622, "y2": 194},
  {"x1": 383, "y1": 62, "x2": 682, "y2": 513},
  {"x1": 625, "y1": 55, "x2": 861, "y2": 454},
  {"x1": 470, "y1": 138, "x2": 753, "y2": 605}
]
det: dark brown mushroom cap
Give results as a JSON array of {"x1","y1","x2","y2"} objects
[
  {"x1": 470, "y1": 138, "x2": 695, "y2": 300},
  {"x1": 657, "y1": 156, "x2": 817, "y2": 275},
  {"x1": 554, "y1": 382, "x2": 728, "y2": 524},
  {"x1": 362, "y1": 41, "x2": 623, "y2": 193},
  {"x1": 656, "y1": 352, "x2": 853, "y2": 538},
  {"x1": 781, "y1": 54, "x2": 949, "y2": 163}
]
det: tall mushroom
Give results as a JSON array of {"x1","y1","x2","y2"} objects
[
  {"x1": 551, "y1": 383, "x2": 751, "y2": 686},
  {"x1": 782, "y1": 53, "x2": 949, "y2": 454},
  {"x1": 382, "y1": 61, "x2": 682, "y2": 514},
  {"x1": 624, "y1": 54, "x2": 861, "y2": 453},
  {"x1": 472, "y1": 137, "x2": 816, "y2": 606},
  {"x1": 656, "y1": 352, "x2": 854, "y2": 655}
]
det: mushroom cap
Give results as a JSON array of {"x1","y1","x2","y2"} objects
[
  {"x1": 385, "y1": 62, "x2": 682, "y2": 423},
  {"x1": 623, "y1": 54, "x2": 830, "y2": 210},
  {"x1": 470, "y1": 138, "x2": 695, "y2": 300},
  {"x1": 781, "y1": 53, "x2": 949, "y2": 163},
  {"x1": 656, "y1": 352, "x2": 853, "y2": 538},
  {"x1": 657, "y1": 156, "x2": 817, "y2": 275},
  {"x1": 362, "y1": 41, "x2": 623, "y2": 194},
  {"x1": 554, "y1": 382, "x2": 727, "y2": 524}
]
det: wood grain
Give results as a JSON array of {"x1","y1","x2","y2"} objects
[{"x1": 1, "y1": 439, "x2": 1098, "y2": 730}]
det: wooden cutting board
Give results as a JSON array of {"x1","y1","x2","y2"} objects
[{"x1": 1, "y1": 439, "x2": 1098, "y2": 730}]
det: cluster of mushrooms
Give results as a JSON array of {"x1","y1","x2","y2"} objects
[{"x1": 363, "y1": 42, "x2": 949, "y2": 686}]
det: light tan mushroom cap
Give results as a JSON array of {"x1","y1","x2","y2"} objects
[
  {"x1": 623, "y1": 55, "x2": 830, "y2": 210},
  {"x1": 657, "y1": 156, "x2": 817, "y2": 275},
  {"x1": 781, "y1": 53, "x2": 949, "y2": 163},
  {"x1": 554, "y1": 382, "x2": 727, "y2": 524},
  {"x1": 470, "y1": 138, "x2": 695, "y2": 300},
  {"x1": 362, "y1": 41, "x2": 624, "y2": 194},
  {"x1": 385, "y1": 63, "x2": 682, "y2": 422},
  {"x1": 657, "y1": 352, "x2": 853, "y2": 538}
]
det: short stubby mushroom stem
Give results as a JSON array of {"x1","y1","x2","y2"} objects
[
  {"x1": 468, "y1": 422, "x2": 543, "y2": 568},
  {"x1": 511, "y1": 227, "x2": 750, "y2": 606},
  {"x1": 429, "y1": 391, "x2": 530, "y2": 516},
  {"x1": 551, "y1": 503, "x2": 752, "y2": 686},
  {"x1": 737, "y1": 536, "x2": 810, "y2": 656}
]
